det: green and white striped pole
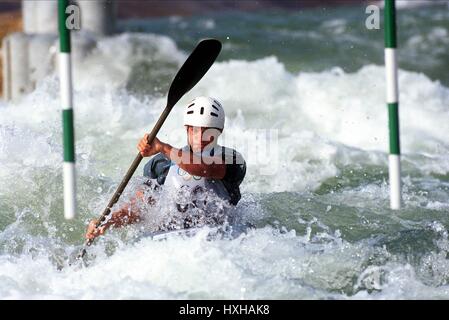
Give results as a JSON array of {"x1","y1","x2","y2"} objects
[
  {"x1": 384, "y1": 0, "x2": 401, "y2": 210},
  {"x1": 58, "y1": 0, "x2": 76, "y2": 219}
]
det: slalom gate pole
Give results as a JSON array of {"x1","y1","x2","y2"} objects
[
  {"x1": 58, "y1": 0, "x2": 76, "y2": 219},
  {"x1": 384, "y1": 0, "x2": 401, "y2": 210}
]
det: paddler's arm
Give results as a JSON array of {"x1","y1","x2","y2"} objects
[
  {"x1": 138, "y1": 134, "x2": 226, "y2": 179},
  {"x1": 85, "y1": 190, "x2": 146, "y2": 240}
]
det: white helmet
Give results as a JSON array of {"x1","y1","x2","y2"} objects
[{"x1": 183, "y1": 96, "x2": 225, "y2": 130}]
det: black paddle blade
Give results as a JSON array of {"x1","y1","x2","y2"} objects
[{"x1": 167, "y1": 39, "x2": 222, "y2": 108}]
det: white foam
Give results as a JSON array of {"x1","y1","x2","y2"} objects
[
  {"x1": 0, "y1": 227, "x2": 373, "y2": 299},
  {"x1": 72, "y1": 33, "x2": 186, "y2": 91},
  {"x1": 1, "y1": 55, "x2": 449, "y2": 195}
]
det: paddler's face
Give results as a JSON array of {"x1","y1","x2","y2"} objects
[{"x1": 186, "y1": 126, "x2": 221, "y2": 152}]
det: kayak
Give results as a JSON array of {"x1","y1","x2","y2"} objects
[
  {"x1": 134, "y1": 222, "x2": 255, "y2": 242},
  {"x1": 138, "y1": 227, "x2": 206, "y2": 241}
]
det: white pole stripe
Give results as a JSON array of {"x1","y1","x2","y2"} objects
[
  {"x1": 389, "y1": 154, "x2": 401, "y2": 210},
  {"x1": 63, "y1": 162, "x2": 76, "y2": 219},
  {"x1": 59, "y1": 53, "x2": 73, "y2": 109},
  {"x1": 385, "y1": 48, "x2": 398, "y2": 104}
]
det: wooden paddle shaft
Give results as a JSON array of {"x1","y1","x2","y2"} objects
[{"x1": 83, "y1": 105, "x2": 172, "y2": 248}]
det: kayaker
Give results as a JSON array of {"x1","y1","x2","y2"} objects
[{"x1": 85, "y1": 97, "x2": 246, "y2": 240}]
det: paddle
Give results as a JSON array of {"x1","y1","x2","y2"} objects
[{"x1": 76, "y1": 38, "x2": 222, "y2": 261}]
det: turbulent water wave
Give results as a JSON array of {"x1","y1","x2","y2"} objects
[{"x1": 1, "y1": 7, "x2": 449, "y2": 299}]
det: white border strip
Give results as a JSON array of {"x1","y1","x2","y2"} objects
[
  {"x1": 59, "y1": 52, "x2": 73, "y2": 109},
  {"x1": 63, "y1": 162, "x2": 76, "y2": 219},
  {"x1": 389, "y1": 154, "x2": 401, "y2": 210},
  {"x1": 385, "y1": 48, "x2": 398, "y2": 104}
]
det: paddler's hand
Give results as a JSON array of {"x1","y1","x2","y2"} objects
[
  {"x1": 85, "y1": 219, "x2": 107, "y2": 240},
  {"x1": 138, "y1": 134, "x2": 164, "y2": 157}
]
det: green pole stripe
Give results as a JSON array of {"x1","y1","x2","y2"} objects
[
  {"x1": 384, "y1": 0, "x2": 397, "y2": 48},
  {"x1": 388, "y1": 103, "x2": 400, "y2": 155},
  {"x1": 58, "y1": 0, "x2": 71, "y2": 53},
  {"x1": 63, "y1": 109, "x2": 75, "y2": 162}
]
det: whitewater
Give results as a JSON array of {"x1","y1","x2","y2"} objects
[{"x1": 1, "y1": 6, "x2": 449, "y2": 299}]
